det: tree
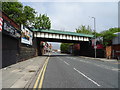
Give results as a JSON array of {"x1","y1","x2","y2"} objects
[
  {"x1": 2, "y1": 1, "x2": 51, "y2": 29},
  {"x1": 99, "y1": 28, "x2": 120, "y2": 47},
  {"x1": 2, "y1": 2, "x2": 36, "y2": 26},
  {"x1": 2, "y1": 2, "x2": 23, "y2": 25},
  {"x1": 33, "y1": 14, "x2": 51, "y2": 29},
  {"x1": 76, "y1": 25, "x2": 93, "y2": 34},
  {"x1": 60, "y1": 43, "x2": 73, "y2": 53},
  {"x1": 23, "y1": 6, "x2": 36, "y2": 26}
]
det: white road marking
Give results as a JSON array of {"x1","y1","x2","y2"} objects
[
  {"x1": 57, "y1": 57, "x2": 63, "y2": 61},
  {"x1": 57, "y1": 57, "x2": 70, "y2": 65},
  {"x1": 73, "y1": 68, "x2": 101, "y2": 87},
  {"x1": 64, "y1": 61, "x2": 69, "y2": 65}
]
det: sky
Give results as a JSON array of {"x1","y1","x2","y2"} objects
[{"x1": 19, "y1": 0, "x2": 119, "y2": 49}]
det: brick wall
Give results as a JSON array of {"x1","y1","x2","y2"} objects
[
  {"x1": 106, "y1": 46, "x2": 112, "y2": 59},
  {"x1": 112, "y1": 45, "x2": 120, "y2": 59},
  {"x1": 112, "y1": 44, "x2": 120, "y2": 51},
  {"x1": 105, "y1": 45, "x2": 120, "y2": 59}
]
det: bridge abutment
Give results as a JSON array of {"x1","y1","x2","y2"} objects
[{"x1": 79, "y1": 41, "x2": 94, "y2": 57}]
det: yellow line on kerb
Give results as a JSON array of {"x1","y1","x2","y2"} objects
[
  {"x1": 38, "y1": 57, "x2": 49, "y2": 88},
  {"x1": 33, "y1": 59, "x2": 47, "y2": 89},
  {"x1": 33, "y1": 53, "x2": 50, "y2": 89}
]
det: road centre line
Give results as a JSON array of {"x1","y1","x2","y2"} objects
[
  {"x1": 73, "y1": 68, "x2": 101, "y2": 87},
  {"x1": 57, "y1": 57, "x2": 70, "y2": 65},
  {"x1": 64, "y1": 61, "x2": 69, "y2": 65},
  {"x1": 66, "y1": 57, "x2": 118, "y2": 72},
  {"x1": 57, "y1": 57, "x2": 62, "y2": 61},
  {"x1": 79, "y1": 59, "x2": 119, "y2": 71}
]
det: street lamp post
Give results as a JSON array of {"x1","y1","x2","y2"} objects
[{"x1": 92, "y1": 17, "x2": 96, "y2": 58}]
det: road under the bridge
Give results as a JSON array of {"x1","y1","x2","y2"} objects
[{"x1": 35, "y1": 37, "x2": 93, "y2": 57}]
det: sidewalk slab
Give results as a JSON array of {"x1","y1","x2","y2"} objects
[
  {"x1": 1, "y1": 55, "x2": 48, "y2": 88},
  {"x1": 79, "y1": 56, "x2": 118, "y2": 62}
]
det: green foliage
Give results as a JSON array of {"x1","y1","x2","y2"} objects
[
  {"x1": 2, "y1": 1, "x2": 51, "y2": 29},
  {"x1": 2, "y1": 2, "x2": 36, "y2": 26},
  {"x1": 60, "y1": 43, "x2": 73, "y2": 53},
  {"x1": 2, "y1": 2, "x2": 23, "y2": 25},
  {"x1": 99, "y1": 28, "x2": 120, "y2": 47},
  {"x1": 76, "y1": 25, "x2": 93, "y2": 34},
  {"x1": 33, "y1": 14, "x2": 51, "y2": 29},
  {"x1": 76, "y1": 25, "x2": 120, "y2": 47},
  {"x1": 23, "y1": 6, "x2": 36, "y2": 26}
]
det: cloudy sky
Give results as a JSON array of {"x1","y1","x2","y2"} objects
[{"x1": 19, "y1": 0, "x2": 119, "y2": 49}]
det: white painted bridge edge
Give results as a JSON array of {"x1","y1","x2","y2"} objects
[{"x1": 34, "y1": 32, "x2": 89, "y2": 41}]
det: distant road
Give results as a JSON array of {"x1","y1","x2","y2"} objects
[{"x1": 41, "y1": 52, "x2": 119, "y2": 88}]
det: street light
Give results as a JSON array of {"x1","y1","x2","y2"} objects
[{"x1": 92, "y1": 17, "x2": 96, "y2": 58}]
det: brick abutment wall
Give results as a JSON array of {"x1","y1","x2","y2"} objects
[
  {"x1": 17, "y1": 37, "x2": 38, "y2": 62},
  {"x1": 17, "y1": 46, "x2": 37, "y2": 62}
]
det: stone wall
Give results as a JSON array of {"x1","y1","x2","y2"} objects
[
  {"x1": 17, "y1": 38, "x2": 38, "y2": 62},
  {"x1": 17, "y1": 46, "x2": 37, "y2": 62}
]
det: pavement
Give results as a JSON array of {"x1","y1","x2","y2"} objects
[
  {"x1": 79, "y1": 56, "x2": 119, "y2": 62},
  {"x1": 1, "y1": 54, "x2": 49, "y2": 88}
]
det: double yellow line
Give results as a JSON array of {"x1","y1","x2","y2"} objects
[{"x1": 33, "y1": 56, "x2": 50, "y2": 89}]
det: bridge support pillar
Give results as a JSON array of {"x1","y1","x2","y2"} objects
[
  {"x1": 36, "y1": 39, "x2": 43, "y2": 56},
  {"x1": 79, "y1": 41, "x2": 94, "y2": 57},
  {"x1": 73, "y1": 43, "x2": 80, "y2": 56}
]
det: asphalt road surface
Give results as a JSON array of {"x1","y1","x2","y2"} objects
[{"x1": 42, "y1": 52, "x2": 119, "y2": 88}]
